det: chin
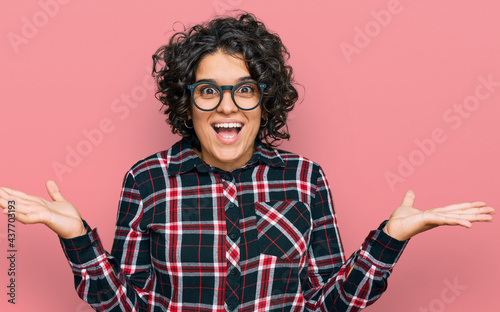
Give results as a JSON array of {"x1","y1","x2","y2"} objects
[{"x1": 216, "y1": 149, "x2": 243, "y2": 163}]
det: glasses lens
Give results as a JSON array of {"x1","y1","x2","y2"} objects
[
  {"x1": 193, "y1": 83, "x2": 221, "y2": 110},
  {"x1": 234, "y1": 82, "x2": 262, "y2": 109},
  {"x1": 191, "y1": 82, "x2": 262, "y2": 110}
]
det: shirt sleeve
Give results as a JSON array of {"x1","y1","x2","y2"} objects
[
  {"x1": 303, "y1": 166, "x2": 408, "y2": 311},
  {"x1": 59, "y1": 170, "x2": 152, "y2": 311}
]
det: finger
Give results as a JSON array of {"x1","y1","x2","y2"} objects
[
  {"x1": 424, "y1": 210, "x2": 494, "y2": 227},
  {"x1": 434, "y1": 212, "x2": 494, "y2": 223},
  {"x1": 0, "y1": 187, "x2": 29, "y2": 202},
  {"x1": 0, "y1": 187, "x2": 46, "y2": 207},
  {"x1": 2, "y1": 206, "x2": 29, "y2": 220},
  {"x1": 422, "y1": 213, "x2": 473, "y2": 228},
  {"x1": 0, "y1": 195, "x2": 25, "y2": 211},
  {"x1": 2, "y1": 202, "x2": 41, "y2": 218},
  {"x1": 46, "y1": 180, "x2": 65, "y2": 202},
  {"x1": 456, "y1": 206, "x2": 495, "y2": 215},
  {"x1": 0, "y1": 192, "x2": 45, "y2": 213},
  {"x1": 0, "y1": 197, "x2": 11, "y2": 209},
  {"x1": 432, "y1": 203, "x2": 492, "y2": 213},
  {"x1": 401, "y1": 189, "x2": 416, "y2": 207},
  {"x1": 7, "y1": 210, "x2": 43, "y2": 225}
]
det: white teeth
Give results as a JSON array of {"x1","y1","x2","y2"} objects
[
  {"x1": 213, "y1": 122, "x2": 242, "y2": 140},
  {"x1": 214, "y1": 123, "x2": 242, "y2": 128}
]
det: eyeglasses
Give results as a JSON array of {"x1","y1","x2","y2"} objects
[{"x1": 186, "y1": 81, "x2": 267, "y2": 111}]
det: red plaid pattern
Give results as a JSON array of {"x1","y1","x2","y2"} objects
[{"x1": 60, "y1": 139, "x2": 408, "y2": 311}]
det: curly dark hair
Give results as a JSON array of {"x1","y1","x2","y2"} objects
[{"x1": 152, "y1": 12, "x2": 298, "y2": 149}]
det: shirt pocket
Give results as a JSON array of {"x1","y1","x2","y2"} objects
[{"x1": 254, "y1": 200, "x2": 312, "y2": 261}]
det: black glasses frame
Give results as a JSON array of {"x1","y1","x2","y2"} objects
[{"x1": 186, "y1": 81, "x2": 267, "y2": 111}]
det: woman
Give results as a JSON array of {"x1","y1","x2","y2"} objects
[{"x1": 0, "y1": 13, "x2": 494, "y2": 312}]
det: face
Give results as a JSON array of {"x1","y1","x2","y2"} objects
[{"x1": 188, "y1": 51, "x2": 263, "y2": 172}]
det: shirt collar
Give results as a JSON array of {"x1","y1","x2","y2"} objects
[
  {"x1": 166, "y1": 139, "x2": 285, "y2": 176},
  {"x1": 245, "y1": 141, "x2": 285, "y2": 169}
]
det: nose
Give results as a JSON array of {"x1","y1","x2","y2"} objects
[{"x1": 216, "y1": 89, "x2": 238, "y2": 114}]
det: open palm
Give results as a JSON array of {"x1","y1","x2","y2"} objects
[
  {"x1": 0, "y1": 180, "x2": 86, "y2": 239},
  {"x1": 383, "y1": 190, "x2": 495, "y2": 241}
]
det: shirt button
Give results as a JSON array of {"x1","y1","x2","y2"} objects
[
  {"x1": 228, "y1": 203, "x2": 235, "y2": 209},
  {"x1": 230, "y1": 233, "x2": 238, "y2": 240},
  {"x1": 230, "y1": 269, "x2": 238, "y2": 276},
  {"x1": 227, "y1": 304, "x2": 234, "y2": 310}
]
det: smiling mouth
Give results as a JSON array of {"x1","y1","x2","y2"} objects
[{"x1": 212, "y1": 122, "x2": 243, "y2": 139}]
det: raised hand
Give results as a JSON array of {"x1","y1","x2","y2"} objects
[
  {"x1": 383, "y1": 190, "x2": 495, "y2": 241},
  {"x1": 0, "y1": 180, "x2": 86, "y2": 239}
]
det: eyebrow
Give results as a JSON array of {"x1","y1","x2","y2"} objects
[{"x1": 195, "y1": 76, "x2": 255, "y2": 84}]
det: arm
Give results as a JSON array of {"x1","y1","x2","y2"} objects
[
  {"x1": 303, "y1": 167, "x2": 495, "y2": 311},
  {"x1": 0, "y1": 171, "x2": 153, "y2": 311},
  {"x1": 59, "y1": 170, "x2": 152, "y2": 311},
  {"x1": 303, "y1": 167, "x2": 407, "y2": 311}
]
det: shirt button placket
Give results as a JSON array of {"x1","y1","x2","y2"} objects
[{"x1": 223, "y1": 172, "x2": 241, "y2": 311}]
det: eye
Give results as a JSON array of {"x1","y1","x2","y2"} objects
[
  {"x1": 235, "y1": 83, "x2": 257, "y2": 96},
  {"x1": 197, "y1": 84, "x2": 219, "y2": 97}
]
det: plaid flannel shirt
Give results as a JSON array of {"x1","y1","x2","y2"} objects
[{"x1": 60, "y1": 139, "x2": 408, "y2": 312}]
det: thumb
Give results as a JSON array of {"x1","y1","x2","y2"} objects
[
  {"x1": 401, "y1": 189, "x2": 416, "y2": 207},
  {"x1": 46, "y1": 180, "x2": 65, "y2": 202}
]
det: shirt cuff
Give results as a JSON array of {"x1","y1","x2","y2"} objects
[
  {"x1": 363, "y1": 220, "x2": 409, "y2": 266},
  {"x1": 59, "y1": 219, "x2": 106, "y2": 266}
]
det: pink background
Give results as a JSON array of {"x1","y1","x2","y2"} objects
[{"x1": 1, "y1": 0, "x2": 499, "y2": 311}]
